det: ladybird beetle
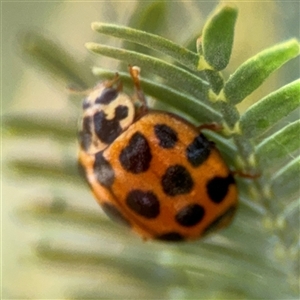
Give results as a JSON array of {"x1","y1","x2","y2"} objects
[{"x1": 78, "y1": 66, "x2": 238, "y2": 242}]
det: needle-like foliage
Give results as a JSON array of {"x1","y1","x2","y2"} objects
[{"x1": 4, "y1": 3, "x2": 300, "y2": 299}]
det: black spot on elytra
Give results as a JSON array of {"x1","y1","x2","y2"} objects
[
  {"x1": 186, "y1": 134, "x2": 212, "y2": 167},
  {"x1": 156, "y1": 232, "x2": 185, "y2": 242},
  {"x1": 161, "y1": 165, "x2": 194, "y2": 196},
  {"x1": 126, "y1": 189, "x2": 160, "y2": 219},
  {"x1": 154, "y1": 124, "x2": 178, "y2": 149},
  {"x1": 94, "y1": 105, "x2": 129, "y2": 144},
  {"x1": 93, "y1": 151, "x2": 115, "y2": 187},
  {"x1": 79, "y1": 116, "x2": 92, "y2": 151},
  {"x1": 101, "y1": 202, "x2": 131, "y2": 227},
  {"x1": 95, "y1": 88, "x2": 118, "y2": 104},
  {"x1": 175, "y1": 204, "x2": 205, "y2": 227},
  {"x1": 202, "y1": 205, "x2": 237, "y2": 236},
  {"x1": 119, "y1": 132, "x2": 152, "y2": 173},
  {"x1": 206, "y1": 174, "x2": 235, "y2": 204}
]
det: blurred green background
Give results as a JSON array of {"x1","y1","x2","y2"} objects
[{"x1": 2, "y1": 1, "x2": 299, "y2": 299}]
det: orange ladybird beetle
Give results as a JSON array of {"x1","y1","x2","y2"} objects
[{"x1": 78, "y1": 66, "x2": 238, "y2": 242}]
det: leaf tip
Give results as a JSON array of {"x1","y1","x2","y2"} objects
[
  {"x1": 91, "y1": 22, "x2": 98, "y2": 31},
  {"x1": 85, "y1": 42, "x2": 96, "y2": 50},
  {"x1": 281, "y1": 38, "x2": 300, "y2": 55},
  {"x1": 213, "y1": 3, "x2": 238, "y2": 19},
  {"x1": 201, "y1": 3, "x2": 238, "y2": 71},
  {"x1": 291, "y1": 38, "x2": 300, "y2": 54},
  {"x1": 91, "y1": 22, "x2": 104, "y2": 32}
]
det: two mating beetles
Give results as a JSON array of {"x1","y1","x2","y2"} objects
[{"x1": 78, "y1": 66, "x2": 238, "y2": 242}]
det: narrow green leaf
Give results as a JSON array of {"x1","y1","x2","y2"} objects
[
  {"x1": 224, "y1": 39, "x2": 300, "y2": 105},
  {"x1": 3, "y1": 114, "x2": 76, "y2": 141},
  {"x1": 271, "y1": 156, "x2": 300, "y2": 197},
  {"x1": 92, "y1": 68, "x2": 220, "y2": 123},
  {"x1": 20, "y1": 31, "x2": 92, "y2": 89},
  {"x1": 85, "y1": 43, "x2": 209, "y2": 101},
  {"x1": 256, "y1": 120, "x2": 300, "y2": 168},
  {"x1": 201, "y1": 4, "x2": 238, "y2": 71},
  {"x1": 91, "y1": 23, "x2": 199, "y2": 69},
  {"x1": 9, "y1": 159, "x2": 82, "y2": 184},
  {"x1": 35, "y1": 242, "x2": 188, "y2": 287},
  {"x1": 18, "y1": 202, "x2": 107, "y2": 229},
  {"x1": 35, "y1": 242, "x2": 106, "y2": 264},
  {"x1": 240, "y1": 80, "x2": 300, "y2": 139}
]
